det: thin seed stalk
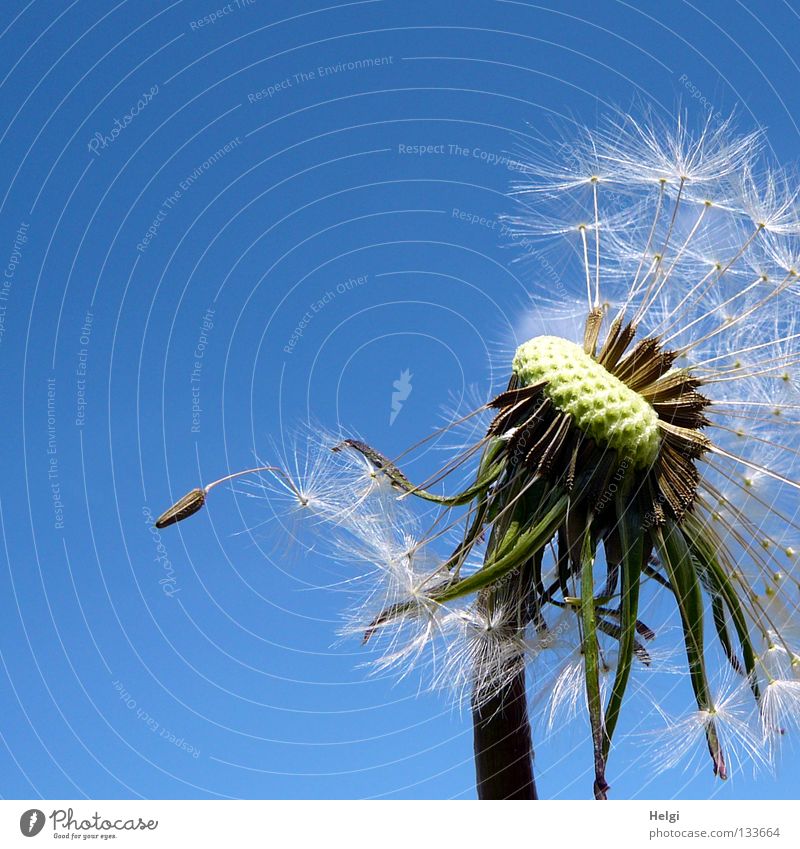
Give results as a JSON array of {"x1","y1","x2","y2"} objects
[{"x1": 578, "y1": 517, "x2": 609, "y2": 800}]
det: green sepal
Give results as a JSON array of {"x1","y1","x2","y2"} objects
[
  {"x1": 683, "y1": 517, "x2": 761, "y2": 703},
  {"x1": 602, "y1": 492, "x2": 644, "y2": 757},
  {"x1": 363, "y1": 491, "x2": 568, "y2": 635},
  {"x1": 711, "y1": 595, "x2": 743, "y2": 674},
  {"x1": 655, "y1": 519, "x2": 727, "y2": 779},
  {"x1": 334, "y1": 437, "x2": 504, "y2": 506},
  {"x1": 432, "y1": 493, "x2": 569, "y2": 604},
  {"x1": 576, "y1": 514, "x2": 608, "y2": 799}
]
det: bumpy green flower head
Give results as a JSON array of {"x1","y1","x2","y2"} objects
[{"x1": 512, "y1": 335, "x2": 660, "y2": 468}]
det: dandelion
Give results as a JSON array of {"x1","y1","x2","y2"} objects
[
  {"x1": 644, "y1": 673, "x2": 769, "y2": 781},
  {"x1": 157, "y1": 110, "x2": 800, "y2": 799},
  {"x1": 154, "y1": 465, "x2": 290, "y2": 528}
]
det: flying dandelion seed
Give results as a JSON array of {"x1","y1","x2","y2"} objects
[{"x1": 157, "y1": 110, "x2": 800, "y2": 800}]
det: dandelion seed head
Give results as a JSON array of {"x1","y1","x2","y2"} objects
[
  {"x1": 760, "y1": 678, "x2": 800, "y2": 760},
  {"x1": 436, "y1": 604, "x2": 527, "y2": 706},
  {"x1": 512, "y1": 334, "x2": 661, "y2": 467},
  {"x1": 166, "y1": 110, "x2": 800, "y2": 794},
  {"x1": 643, "y1": 676, "x2": 769, "y2": 779},
  {"x1": 738, "y1": 165, "x2": 800, "y2": 236}
]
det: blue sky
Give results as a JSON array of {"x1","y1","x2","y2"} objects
[{"x1": 1, "y1": 0, "x2": 799, "y2": 800}]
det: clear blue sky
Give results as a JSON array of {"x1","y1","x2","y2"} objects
[{"x1": 1, "y1": 0, "x2": 799, "y2": 800}]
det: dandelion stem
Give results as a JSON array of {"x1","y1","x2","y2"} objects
[
  {"x1": 473, "y1": 550, "x2": 538, "y2": 800},
  {"x1": 472, "y1": 664, "x2": 537, "y2": 799}
]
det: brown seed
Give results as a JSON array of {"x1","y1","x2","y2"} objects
[{"x1": 154, "y1": 488, "x2": 206, "y2": 528}]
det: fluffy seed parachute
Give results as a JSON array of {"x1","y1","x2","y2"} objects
[{"x1": 157, "y1": 112, "x2": 800, "y2": 799}]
